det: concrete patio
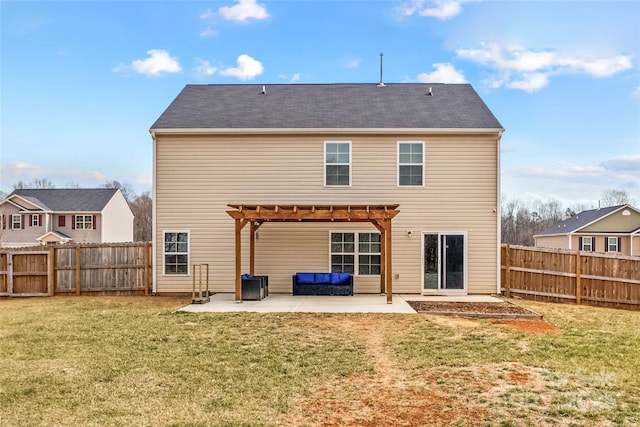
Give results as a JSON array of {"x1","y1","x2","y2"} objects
[{"x1": 180, "y1": 293, "x2": 504, "y2": 314}]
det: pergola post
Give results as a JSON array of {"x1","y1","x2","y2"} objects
[
  {"x1": 385, "y1": 218, "x2": 393, "y2": 303},
  {"x1": 250, "y1": 221, "x2": 256, "y2": 275},
  {"x1": 234, "y1": 219, "x2": 250, "y2": 302}
]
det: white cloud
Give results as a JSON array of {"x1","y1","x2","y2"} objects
[
  {"x1": 194, "y1": 58, "x2": 218, "y2": 79},
  {"x1": 200, "y1": 26, "x2": 217, "y2": 37},
  {"x1": 114, "y1": 49, "x2": 181, "y2": 76},
  {"x1": 506, "y1": 73, "x2": 549, "y2": 93},
  {"x1": 200, "y1": 8, "x2": 217, "y2": 20},
  {"x1": 456, "y1": 43, "x2": 633, "y2": 92},
  {"x1": 396, "y1": 0, "x2": 465, "y2": 20},
  {"x1": 416, "y1": 63, "x2": 466, "y2": 83},
  {"x1": 219, "y1": 54, "x2": 264, "y2": 80},
  {"x1": 600, "y1": 155, "x2": 640, "y2": 173},
  {"x1": 219, "y1": 0, "x2": 269, "y2": 23}
]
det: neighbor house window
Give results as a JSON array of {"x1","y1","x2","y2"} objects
[
  {"x1": 398, "y1": 142, "x2": 424, "y2": 186},
  {"x1": 58, "y1": 215, "x2": 66, "y2": 227},
  {"x1": 325, "y1": 141, "x2": 351, "y2": 186},
  {"x1": 75, "y1": 215, "x2": 93, "y2": 230},
  {"x1": 164, "y1": 231, "x2": 189, "y2": 275},
  {"x1": 12, "y1": 214, "x2": 22, "y2": 230},
  {"x1": 606, "y1": 237, "x2": 620, "y2": 253},
  {"x1": 579, "y1": 236, "x2": 593, "y2": 252},
  {"x1": 330, "y1": 231, "x2": 381, "y2": 275},
  {"x1": 31, "y1": 214, "x2": 40, "y2": 227}
]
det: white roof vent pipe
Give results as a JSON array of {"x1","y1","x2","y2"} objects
[
  {"x1": 428, "y1": 86, "x2": 433, "y2": 96},
  {"x1": 261, "y1": 85, "x2": 266, "y2": 95}
]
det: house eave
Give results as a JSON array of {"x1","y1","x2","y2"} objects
[{"x1": 150, "y1": 127, "x2": 505, "y2": 138}]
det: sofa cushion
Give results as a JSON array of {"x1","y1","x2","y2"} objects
[
  {"x1": 315, "y1": 273, "x2": 332, "y2": 284},
  {"x1": 296, "y1": 273, "x2": 315, "y2": 284},
  {"x1": 330, "y1": 272, "x2": 351, "y2": 285}
]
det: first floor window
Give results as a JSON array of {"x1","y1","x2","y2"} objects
[
  {"x1": 358, "y1": 233, "x2": 381, "y2": 275},
  {"x1": 75, "y1": 215, "x2": 93, "y2": 230},
  {"x1": 330, "y1": 231, "x2": 381, "y2": 275},
  {"x1": 579, "y1": 236, "x2": 593, "y2": 252},
  {"x1": 12, "y1": 214, "x2": 22, "y2": 230},
  {"x1": 164, "y1": 231, "x2": 189, "y2": 274},
  {"x1": 606, "y1": 237, "x2": 620, "y2": 252}
]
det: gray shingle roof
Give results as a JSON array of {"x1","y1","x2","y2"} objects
[
  {"x1": 9, "y1": 189, "x2": 118, "y2": 212},
  {"x1": 537, "y1": 205, "x2": 628, "y2": 235},
  {"x1": 150, "y1": 83, "x2": 503, "y2": 130}
]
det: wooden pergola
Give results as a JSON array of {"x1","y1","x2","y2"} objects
[{"x1": 226, "y1": 204, "x2": 400, "y2": 303}]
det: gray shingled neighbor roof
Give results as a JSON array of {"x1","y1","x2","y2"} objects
[
  {"x1": 151, "y1": 84, "x2": 503, "y2": 130},
  {"x1": 9, "y1": 189, "x2": 118, "y2": 212},
  {"x1": 537, "y1": 205, "x2": 628, "y2": 235}
]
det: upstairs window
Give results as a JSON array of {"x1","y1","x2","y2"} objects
[
  {"x1": 31, "y1": 214, "x2": 40, "y2": 227},
  {"x1": 579, "y1": 236, "x2": 593, "y2": 252},
  {"x1": 164, "y1": 231, "x2": 189, "y2": 274},
  {"x1": 12, "y1": 214, "x2": 22, "y2": 230},
  {"x1": 398, "y1": 142, "x2": 424, "y2": 186},
  {"x1": 75, "y1": 215, "x2": 93, "y2": 230},
  {"x1": 325, "y1": 141, "x2": 351, "y2": 186}
]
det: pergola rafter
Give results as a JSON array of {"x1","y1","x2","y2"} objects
[{"x1": 226, "y1": 204, "x2": 400, "y2": 303}]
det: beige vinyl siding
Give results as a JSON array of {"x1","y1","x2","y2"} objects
[
  {"x1": 535, "y1": 234, "x2": 571, "y2": 250},
  {"x1": 154, "y1": 133, "x2": 499, "y2": 294}
]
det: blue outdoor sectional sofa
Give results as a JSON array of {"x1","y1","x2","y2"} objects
[{"x1": 292, "y1": 272, "x2": 354, "y2": 296}]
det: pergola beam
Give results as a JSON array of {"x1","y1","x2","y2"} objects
[{"x1": 228, "y1": 204, "x2": 399, "y2": 303}]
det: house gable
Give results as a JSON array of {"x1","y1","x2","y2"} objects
[{"x1": 579, "y1": 205, "x2": 640, "y2": 233}]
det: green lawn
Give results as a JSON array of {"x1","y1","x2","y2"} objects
[{"x1": 0, "y1": 296, "x2": 638, "y2": 426}]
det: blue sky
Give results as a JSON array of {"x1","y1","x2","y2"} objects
[{"x1": 1, "y1": 0, "x2": 639, "y2": 207}]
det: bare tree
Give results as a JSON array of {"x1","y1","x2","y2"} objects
[
  {"x1": 129, "y1": 192, "x2": 152, "y2": 241},
  {"x1": 600, "y1": 189, "x2": 630, "y2": 207},
  {"x1": 13, "y1": 178, "x2": 55, "y2": 189},
  {"x1": 103, "y1": 180, "x2": 135, "y2": 202}
]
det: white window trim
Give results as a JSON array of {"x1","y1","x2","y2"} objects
[
  {"x1": 607, "y1": 237, "x2": 619, "y2": 252},
  {"x1": 75, "y1": 214, "x2": 93, "y2": 230},
  {"x1": 163, "y1": 230, "x2": 190, "y2": 276},
  {"x1": 324, "y1": 141, "x2": 352, "y2": 187},
  {"x1": 328, "y1": 231, "x2": 381, "y2": 276},
  {"x1": 12, "y1": 214, "x2": 22, "y2": 230},
  {"x1": 580, "y1": 236, "x2": 593, "y2": 252},
  {"x1": 31, "y1": 214, "x2": 40, "y2": 227},
  {"x1": 397, "y1": 141, "x2": 425, "y2": 187}
]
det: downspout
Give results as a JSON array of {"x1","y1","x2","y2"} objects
[{"x1": 151, "y1": 131, "x2": 158, "y2": 295}]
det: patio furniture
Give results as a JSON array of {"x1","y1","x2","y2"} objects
[
  {"x1": 241, "y1": 274, "x2": 269, "y2": 300},
  {"x1": 292, "y1": 272, "x2": 353, "y2": 296}
]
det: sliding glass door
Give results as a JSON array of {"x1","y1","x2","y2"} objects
[{"x1": 423, "y1": 233, "x2": 466, "y2": 293}]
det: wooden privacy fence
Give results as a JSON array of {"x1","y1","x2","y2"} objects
[
  {"x1": 0, "y1": 242, "x2": 151, "y2": 297},
  {"x1": 501, "y1": 244, "x2": 640, "y2": 310}
]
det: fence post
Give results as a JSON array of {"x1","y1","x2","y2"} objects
[
  {"x1": 48, "y1": 246, "x2": 55, "y2": 296},
  {"x1": 504, "y1": 244, "x2": 511, "y2": 298},
  {"x1": 575, "y1": 250, "x2": 581, "y2": 305},
  {"x1": 7, "y1": 253, "x2": 13, "y2": 295},
  {"x1": 144, "y1": 242, "x2": 150, "y2": 296},
  {"x1": 75, "y1": 245, "x2": 81, "y2": 295}
]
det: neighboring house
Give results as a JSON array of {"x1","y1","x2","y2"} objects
[
  {"x1": 0, "y1": 188, "x2": 134, "y2": 247},
  {"x1": 149, "y1": 83, "x2": 504, "y2": 297},
  {"x1": 534, "y1": 204, "x2": 640, "y2": 256}
]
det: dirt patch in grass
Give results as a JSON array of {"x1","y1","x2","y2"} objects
[
  {"x1": 407, "y1": 301, "x2": 541, "y2": 317},
  {"x1": 492, "y1": 319, "x2": 565, "y2": 335}
]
